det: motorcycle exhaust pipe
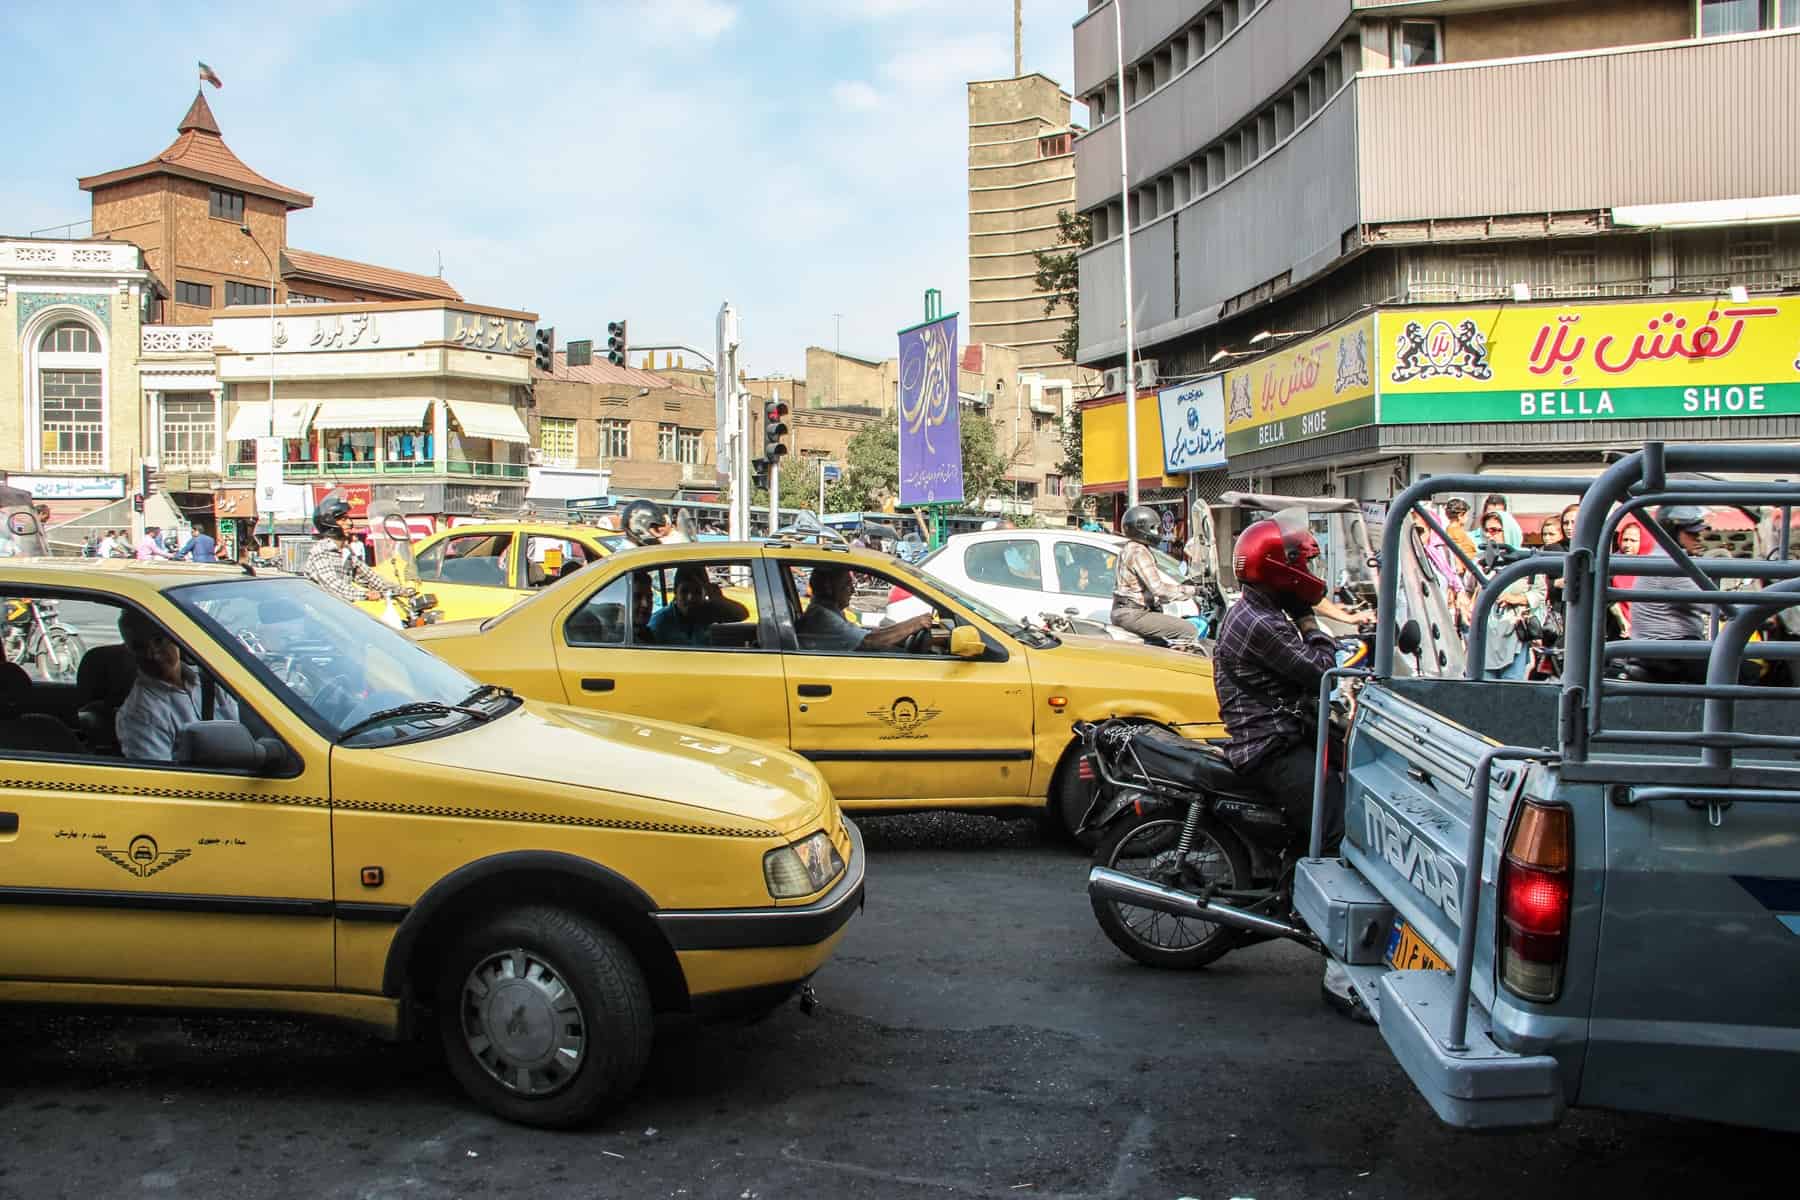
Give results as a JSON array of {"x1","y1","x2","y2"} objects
[{"x1": 1087, "y1": 865, "x2": 1312, "y2": 942}]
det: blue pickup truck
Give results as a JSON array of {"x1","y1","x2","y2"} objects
[{"x1": 1289, "y1": 444, "x2": 1800, "y2": 1131}]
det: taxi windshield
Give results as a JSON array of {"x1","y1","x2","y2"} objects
[
  {"x1": 170, "y1": 577, "x2": 510, "y2": 746},
  {"x1": 887, "y1": 557, "x2": 1030, "y2": 635}
]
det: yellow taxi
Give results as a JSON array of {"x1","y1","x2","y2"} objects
[
  {"x1": 0, "y1": 558, "x2": 861, "y2": 1129},
  {"x1": 363, "y1": 519, "x2": 627, "y2": 623},
  {"x1": 412, "y1": 540, "x2": 1225, "y2": 841}
]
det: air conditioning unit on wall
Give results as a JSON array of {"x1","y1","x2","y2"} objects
[
  {"x1": 1135, "y1": 359, "x2": 1160, "y2": 389},
  {"x1": 1102, "y1": 367, "x2": 1126, "y2": 395}
]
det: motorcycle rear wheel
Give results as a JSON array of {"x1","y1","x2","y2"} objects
[
  {"x1": 34, "y1": 628, "x2": 84, "y2": 683},
  {"x1": 1091, "y1": 811, "x2": 1251, "y2": 969}
]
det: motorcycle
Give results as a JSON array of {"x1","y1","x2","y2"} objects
[
  {"x1": 380, "y1": 588, "x2": 440, "y2": 630},
  {"x1": 1080, "y1": 621, "x2": 1410, "y2": 969},
  {"x1": 4, "y1": 597, "x2": 84, "y2": 683},
  {"x1": 1079, "y1": 717, "x2": 1333, "y2": 968}
]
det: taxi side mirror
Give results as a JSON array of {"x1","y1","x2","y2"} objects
[
  {"x1": 950, "y1": 625, "x2": 985, "y2": 659},
  {"x1": 177, "y1": 720, "x2": 283, "y2": 774}
]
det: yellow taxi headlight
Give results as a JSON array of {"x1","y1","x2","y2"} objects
[{"x1": 763, "y1": 831, "x2": 845, "y2": 899}]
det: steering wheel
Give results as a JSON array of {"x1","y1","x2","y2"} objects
[
  {"x1": 902, "y1": 621, "x2": 941, "y2": 655},
  {"x1": 307, "y1": 675, "x2": 360, "y2": 727}
]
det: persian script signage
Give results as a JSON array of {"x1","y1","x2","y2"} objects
[
  {"x1": 1158, "y1": 376, "x2": 1227, "y2": 473},
  {"x1": 1224, "y1": 317, "x2": 1375, "y2": 455},
  {"x1": 1379, "y1": 299, "x2": 1800, "y2": 424}
]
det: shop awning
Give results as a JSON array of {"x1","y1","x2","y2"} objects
[
  {"x1": 312, "y1": 397, "x2": 433, "y2": 431},
  {"x1": 447, "y1": 398, "x2": 530, "y2": 444},
  {"x1": 225, "y1": 400, "x2": 317, "y2": 441}
]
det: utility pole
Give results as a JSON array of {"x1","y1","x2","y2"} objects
[
  {"x1": 768, "y1": 384, "x2": 781, "y2": 535},
  {"x1": 1014, "y1": 0, "x2": 1022, "y2": 78},
  {"x1": 716, "y1": 303, "x2": 747, "y2": 539},
  {"x1": 1114, "y1": 0, "x2": 1140, "y2": 509}
]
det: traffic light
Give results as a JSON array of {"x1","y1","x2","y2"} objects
[
  {"x1": 761, "y1": 399, "x2": 790, "y2": 467},
  {"x1": 751, "y1": 456, "x2": 771, "y2": 493},
  {"x1": 606, "y1": 320, "x2": 629, "y2": 366},
  {"x1": 131, "y1": 494, "x2": 145, "y2": 514},
  {"x1": 533, "y1": 326, "x2": 554, "y2": 372}
]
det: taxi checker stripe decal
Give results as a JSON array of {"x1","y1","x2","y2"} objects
[
  {"x1": 0, "y1": 779, "x2": 778, "y2": 839},
  {"x1": 0, "y1": 777, "x2": 330, "y2": 807},
  {"x1": 330, "y1": 795, "x2": 779, "y2": 838}
]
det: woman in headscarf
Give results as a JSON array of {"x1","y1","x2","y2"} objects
[{"x1": 1478, "y1": 509, "x2": 1538, "y2": 679}]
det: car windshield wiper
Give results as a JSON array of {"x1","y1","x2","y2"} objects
[
  {"x1": 337, "y1": 700, "x2": 490, "y2": 743},
  {"x1": 459, "y1": 682, "x2": 515, "y2": 708}
]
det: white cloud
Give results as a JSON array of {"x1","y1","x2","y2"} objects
[
  {"x1": 880, "y1": 33, "x2": 1010, "y2": 92},
  {"x1": 830, "y1": 80, "x2": 884, "y2": 111},
  {"x1": 635, "y1": 0, "x2": 739, "y2": 42}
]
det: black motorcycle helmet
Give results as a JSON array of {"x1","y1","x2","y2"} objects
[
  {"x1": 1120, "y1": 505, "x2": 1160, "y2": 547},
  {"x1": 313, "y1": 492, "x2": 352, "y2": 539},
  {"x1": 621, "y1": 499, "x2": 669, "y2": 547}
]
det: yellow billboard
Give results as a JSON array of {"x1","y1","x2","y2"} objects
[
  {"x1": 1379, "y1": 297, "x2": 1800, "y2": 424},
  {"x1": 1224, "y1": 316, "x2": 1375, "y2": 454},
  {"x1": 1080, "y1": 395, "x2": 1182, "y2": 491}
]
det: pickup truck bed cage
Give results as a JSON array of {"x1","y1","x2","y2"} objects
[{"x1": 1305, "y1": 441, "x2": 1800, "y2": 1129}]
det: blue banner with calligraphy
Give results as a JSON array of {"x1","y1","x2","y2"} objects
[
  {"x1": 1157, "y1": 376, "x2": 1227, "y2": 473},
  {"x1": 897, "y1": 314, "x2": 963, "y2": 506}
]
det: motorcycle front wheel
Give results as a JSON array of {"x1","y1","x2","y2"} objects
[
  {"x1": 1090, "y1": 811, "x2": 1251, "y2": 969},
  {"x1": 34, "y1": 628, "x2": 84, "y2": 683}
]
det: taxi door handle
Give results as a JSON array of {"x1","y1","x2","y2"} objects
[
  {"x1": 0, "y1": 811, "x2": 16, "y2": 835},
  {"x1": 797, "y1": 684, "x2": 832, "y2": 698},
  {"x1": 581, "y1": 677, "x2": 615, "y2": 693}
]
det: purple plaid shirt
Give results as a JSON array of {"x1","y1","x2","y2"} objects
[{"x1": 1212, "y1": 585, "x2": 1338, "y2": 771}]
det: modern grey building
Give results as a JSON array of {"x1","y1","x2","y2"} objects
[{"x1": 1072, "y1": 0, "x2": 1800, "y2": 507}]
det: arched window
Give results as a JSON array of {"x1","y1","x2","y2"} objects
[
  {"x1": 35, "y1": 319, "x2": 105, "y2": 469},
  {"x1": 39, "y1": 322, "x2": 101, "y2": 354}
]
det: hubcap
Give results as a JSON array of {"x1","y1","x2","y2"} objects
[{"x1": 459, "y1": 949, "x2": 586, "y2": 1097}]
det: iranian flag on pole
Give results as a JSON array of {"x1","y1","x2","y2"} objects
[{"x1": 198, "y1": 61, "x2": 222, "y2": 88}]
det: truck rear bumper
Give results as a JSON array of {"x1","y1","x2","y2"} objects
[
  {"x1": 1376, "y1": 970, "x2": 1566, "y2": 1130},
  {"x1": 1295, "y1": 859, "x2": 1566, "y2": 1131}
]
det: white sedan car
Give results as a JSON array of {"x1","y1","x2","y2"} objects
[{"x1": 883, "y1": 528, "x2": 1200, "y2": 629}]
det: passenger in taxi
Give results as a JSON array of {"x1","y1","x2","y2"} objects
[
  {"x1": 116, "y1": 608, "x2": 237, "y2": 761},
  {"x1": 647, "y1": 565, "x2": 749, "y2": 647},
  {"x1": 799, "y1": 565, "x2": 933, "y2": 652}
]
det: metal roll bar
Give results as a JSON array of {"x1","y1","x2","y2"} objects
[
  {"x1": 1375, "y1": 475, "x2": 1595, "y2": 676},
  {"x1": 1464, "y1": 554, "x2": 1565, "y2": 680}
]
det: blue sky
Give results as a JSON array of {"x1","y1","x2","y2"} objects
[{"x1": 7, "y1": 0, "x2": 1087, "y2": 379}]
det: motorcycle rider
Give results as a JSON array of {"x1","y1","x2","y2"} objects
[
  {"x1": 303, "y1": 493, "x2": 407, "y2": 605},
  {"x1": 1212, "y1": 511, "x2": 1371, "y2": 1022},
  {"x1": 1110, "y1": 505, "x2": 1197, "y2": 644},
  {"x1": 621, "y1": 499, "x2": 678, "y2": 547}
]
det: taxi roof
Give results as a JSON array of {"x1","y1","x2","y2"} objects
[
  {"x1": 0, "y1": 558, "x2": 260, "y2": 593},
  {"x1": 599, "y1": 537, "x2": 902, "y2": 566}
]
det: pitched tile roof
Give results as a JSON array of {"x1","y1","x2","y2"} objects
[
  {"x1": 534, "y1": 352, "x2": 708, "y2": 395},
  {"x1": 282, "y1": 248, "x2": 462, "y2": 301},
  {"x1": 78, "y1": 92, "x2": 314, "y2": 210}
]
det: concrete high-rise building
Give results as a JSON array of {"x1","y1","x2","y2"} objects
[
  {"x1": 967, "y1": 74, "x2": 1083, "y2": 372},
  {"x1": 1073, "y1": 0, "x2": 1800, "y2": 519}
]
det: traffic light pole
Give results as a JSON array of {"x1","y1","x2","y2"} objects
[{"x1": 768, "y1": 460, "x2": 779, "y2": 536}]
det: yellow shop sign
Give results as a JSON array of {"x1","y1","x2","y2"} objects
[
  {"x1": 1224, "y1": 317, "x2": 1375, "y2": 454},
  {"x1": 1379, "y1": 297, "x2": 1800, "y2": 424}
]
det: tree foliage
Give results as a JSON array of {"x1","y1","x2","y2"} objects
[{"x1": 1033, "y1": 209, "x2": 1090, "y2": 365}]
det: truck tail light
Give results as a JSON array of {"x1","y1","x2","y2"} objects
[{"x1": 1498, "y1": 801, "x2": 1572, "y2": 1003}]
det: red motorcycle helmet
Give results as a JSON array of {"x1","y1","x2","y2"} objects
[{"x1": 1233, "y1": 508, "x2": 1327, "y2": 607}]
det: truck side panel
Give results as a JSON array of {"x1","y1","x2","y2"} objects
[{"x1": 1584, "y1": 793, "x2": 1800, "y2": 1132}]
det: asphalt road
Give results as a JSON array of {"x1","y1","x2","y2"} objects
[{"x1": 1, "y1": 814, "x2": 1792, "y2": 1200}]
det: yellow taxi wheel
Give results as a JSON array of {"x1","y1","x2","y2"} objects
[
  {"x1": 1048, "y1": 745, "x2": 1104, "y2": 852},
  {"x1": 435, "y1": 905, "x2": 652, "y2": 1129}
]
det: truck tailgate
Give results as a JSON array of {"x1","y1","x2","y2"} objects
[{"x1": 1343, "y1": 685, "x2": 1520, "y2": 1010}]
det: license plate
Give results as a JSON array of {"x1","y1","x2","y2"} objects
[{"x1": 1385, "y1": 920, "x2": 1450, "y2": 972}]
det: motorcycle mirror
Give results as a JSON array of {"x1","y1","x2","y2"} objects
[{"x1": 1397, "y1": 619, "x2": 1423, "y2": 658}]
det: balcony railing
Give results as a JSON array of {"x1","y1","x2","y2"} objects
[
  {"x1": 224, "y1": 459, "x2": 527, "y2": 481},
  {"x1": 142, "y1": 326, "x2": 214, "y2": 354}
]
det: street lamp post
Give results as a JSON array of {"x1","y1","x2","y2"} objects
[{"x1": 240, "y1": 225, "x2": 278, "y2": 546}]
